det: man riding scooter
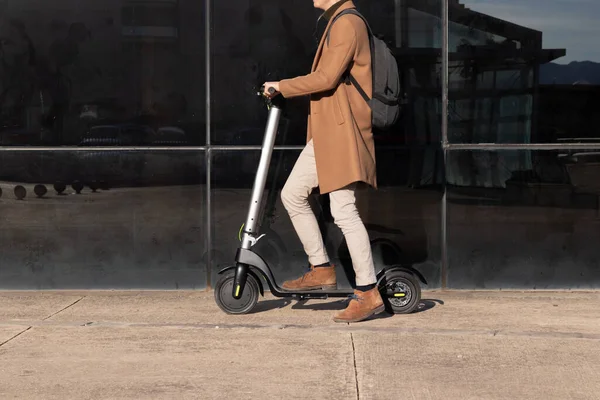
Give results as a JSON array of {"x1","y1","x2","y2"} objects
[{"x1": 263, "y1": 0, "x2": 384, "y2": 323}]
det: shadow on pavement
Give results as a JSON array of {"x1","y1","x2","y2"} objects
[
  {"x1": 249, "y1": 299, "x2": 293, "y2": 313},
  {"x1": 249, "y1": 297, "x2": 443, "y2": 315},
  {"x1": 414, "y1": 299, "x2": 444, "y2": 313},
  {"x1": 292, "y1": 299, "x2": 347, "y2": 311}
]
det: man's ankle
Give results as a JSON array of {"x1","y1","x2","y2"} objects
[
  {"x1": 356, "y1": 283, "x2": 376, "y2": 292},
  {"x1": 314, "y1": 262, "x2": 331, "y2": 268}
]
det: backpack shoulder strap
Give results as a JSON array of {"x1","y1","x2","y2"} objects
[
  {"x1": 326, "y1": 9, "x2": 373, "y2": 46},
  {"x1": 347, "y1": 73, "x2": 370, "y2": 104}
]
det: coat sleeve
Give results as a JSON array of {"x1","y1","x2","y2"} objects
[{"x1": 279, "y1": 17, "x2": 357, "y2": 98}]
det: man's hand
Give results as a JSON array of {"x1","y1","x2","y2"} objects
[{"x1": 263, "y1": 82, "x2": 280, "y2": 97}]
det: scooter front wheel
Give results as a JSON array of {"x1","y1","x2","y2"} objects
[
  {"x1": 379, "y1": 270, "x2": 421, "y2": 314},
  {"x1": 214, "y1": 271, "x2": 259, "y2": 315}
]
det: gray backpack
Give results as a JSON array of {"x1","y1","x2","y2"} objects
[{"x1": 326, "y1": 9, "x2": 402, "y2": 131}]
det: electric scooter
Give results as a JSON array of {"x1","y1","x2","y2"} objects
[{"x1": 214, "y1": 87, "x2": 427, "y2": 315}]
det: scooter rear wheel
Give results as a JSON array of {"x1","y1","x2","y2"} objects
[
  {"x1": 214, "y1": 271, "x2": 259, "y2": 315},
  {"x1": 379, "y1": 270, "x2": 421, "y2": 314}
]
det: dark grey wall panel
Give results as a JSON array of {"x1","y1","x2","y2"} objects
[
  {"x1": 0, "y1": 151, "x2": 207, "y2": 289},
  {"x1": 447, "y1": 149, "x2": 600, "y2": 289}
]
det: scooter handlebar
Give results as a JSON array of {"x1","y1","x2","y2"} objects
[
  {"x1": 257, "y1": 85, "x2": 284, "y2": 109},
  {"x1": 259, "y1": 86, "x2": 276, "y2": 96}
]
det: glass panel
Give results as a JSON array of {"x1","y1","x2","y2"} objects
[
  {"x1": 211, "y1": 0, "x2": 442, "y2": 146},
  {"x1": 210, "y1": 0, "x2": 313, "y2": 145},
  {"x1": 446, "y1": 149, "x2": 600, "y2": 289},
  {"x1": 448, "y1": 0, "x2": 600, "y2": 143},
  {"x1": 408, "y1": 8, "x2": 442, "y2": 48},
  {"x1": 0, "y1": 0, "x2": 206, "y2": 146},
  {"x1": 0, "y1": 150, "x2": 207, "y2": 288},
  {"x1": 400, "y1": 0, "x2": 443, "y2": 145},
  {"x1": 210, "y1": 148, "x2": 443, "y2": 289}
]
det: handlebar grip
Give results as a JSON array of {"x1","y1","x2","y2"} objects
[{"x1": 258, "y1": 86, "x2": 276, "y2": 95}]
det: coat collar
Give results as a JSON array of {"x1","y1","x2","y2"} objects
[{"x1": 322, "y1": 0, "x2": 353, "y2": 21}]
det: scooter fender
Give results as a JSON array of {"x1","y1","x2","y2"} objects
[
  {"x1": 376, "y1": 265, "x2": 428, "y2": 286},
  {"x1": 217, "y1": 265, "x2": 265, "y2": 297}
]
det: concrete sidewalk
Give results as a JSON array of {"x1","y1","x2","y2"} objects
[{"x1": 1, "y1": 290, "x2": 599, "y2": 399}]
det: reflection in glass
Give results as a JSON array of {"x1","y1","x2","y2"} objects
[
  {"x1": 0, "y1": 0, "x2": 206, "y2": 146},
  {"x1": 447, "y1": 149, "x2": 600, "y2": 289},
  {"x1": 210, "y1": 148, "x2": 443, "y2": 289},
  {"x1": 0, "y1": 151, "x2": 207, "y2": 289},
  {"x1": 447, "y1": 0, "x2": 600, "y2": 143}
]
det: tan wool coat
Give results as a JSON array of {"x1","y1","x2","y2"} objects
[{"x1": 278, "y1": 1, "x2": 377, "y2": 194}]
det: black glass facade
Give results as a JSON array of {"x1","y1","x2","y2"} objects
[{"x1": 0, "y1": 0, "x2": 598, "y2": 289}]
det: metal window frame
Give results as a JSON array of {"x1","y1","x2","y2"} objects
[{"x1": 441, "y1": 0, "x2": 449, "y2": 288}]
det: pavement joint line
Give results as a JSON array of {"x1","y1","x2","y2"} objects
[
  {"x1": 42, "y1": 296, "x2": 86, "y2": 321},
  {"x1": 1, "y1": 320, "x2": 599, "y2": 341},
  {"x1": 0, "y1": 326, "x2": 32, "y2": 348},
  {"x1": 350, "y1": 333, "x2": 360, "y2": 400}
]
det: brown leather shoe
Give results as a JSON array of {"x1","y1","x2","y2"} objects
[
  {"x1": 333, "y1": 287, "x2": 385, "y2": 323},
  {"x1": 281, "y1": 265, "x2": 337, "y2": 291}
]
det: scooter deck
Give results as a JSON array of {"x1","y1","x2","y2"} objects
[
  {"x1": 275, "y1": 287, "x2": 354, "y2": 299},
  {"x1": 273, "y1": 286, "x2": 404, "y2": 300}
]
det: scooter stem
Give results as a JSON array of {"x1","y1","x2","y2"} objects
[{"x1": 240, "y1": 102, "x2": 282, "y2": 250}]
